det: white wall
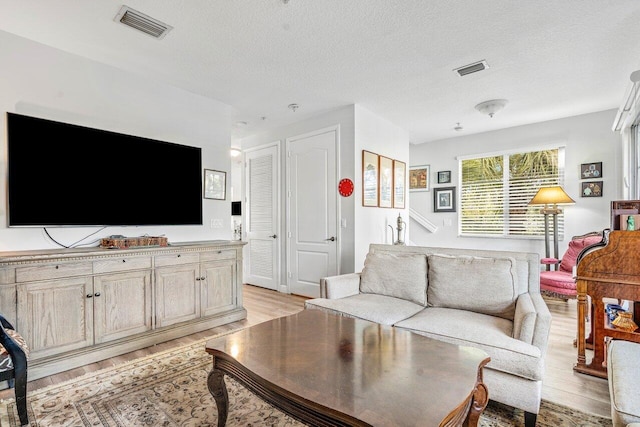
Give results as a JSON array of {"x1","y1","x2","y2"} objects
[
  {"x1": 354, "y1": 106, "x2": 410, "y2": 270},
  {"x1": 241, "y1": 105, "x2": 356, "y2": 279},
  {"x1": 239, "y1": 104, "x2": 410, "y2": 279},
  {"x1": 409, "y1": 109, "x2": 620, "y2": 258},
  {"x1": 0, "y1": 30, "x2": 234, "y2": 251}
]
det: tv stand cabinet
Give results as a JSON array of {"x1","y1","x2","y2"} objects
[{"x1": 0, "y1": 240, "x2": 247, "y2": 380}]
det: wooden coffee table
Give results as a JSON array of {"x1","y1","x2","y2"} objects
[{"x1": 205, "y1": 310, "x2": 490, "y2": 427}]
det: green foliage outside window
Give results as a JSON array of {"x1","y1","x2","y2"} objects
[{"x1": 461, "y1": 149, "x2": 561, "y2": 237}]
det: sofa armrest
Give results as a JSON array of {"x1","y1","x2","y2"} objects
[
  {"x1": 320, "y1": 273, "x2": 361, "y2": 299},
  {"x1": 513, "y1": 292, "x2": 552, "y2": 354}
]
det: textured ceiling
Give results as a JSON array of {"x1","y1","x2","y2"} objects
[{"x1": 1, "y1": 0, "x2": 640, "y2": 144}]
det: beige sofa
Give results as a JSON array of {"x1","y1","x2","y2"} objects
[
  {"x1": 305, "y1": 243, "x2": 551, "y2": 427},
  {"x1": 608, "y1": 340, "x2": 640, "y2": 427}
]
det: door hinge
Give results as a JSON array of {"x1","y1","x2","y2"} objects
[
  {"x1": 287, "y1": 231, "x2": 292, "y2": 238},
  {"x1": 287, "y1": 272, "x2": 292, "y2": 278}
]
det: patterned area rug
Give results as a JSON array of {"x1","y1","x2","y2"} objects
[{"x1": 0, "y1": 330, "x2": 612, "y2": 427}]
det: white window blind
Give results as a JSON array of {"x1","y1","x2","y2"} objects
[{"x1": 460, "y1": 148, "x2": 564, "y2": 237}]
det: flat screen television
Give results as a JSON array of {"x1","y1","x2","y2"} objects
[
  {"x1": 7, "y1": 112, "x2": 203, "y2": 227},
  {"x1": 231, "y1": 201, "x2": 241, "y2": 216}
]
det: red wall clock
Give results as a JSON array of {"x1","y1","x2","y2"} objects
[{"x1": 338, "y1": 178, "x2": 354, "y2": 197}]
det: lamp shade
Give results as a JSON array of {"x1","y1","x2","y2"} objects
[{"x1": 528, "y1": 186, "x2": 576, "y2": 206}]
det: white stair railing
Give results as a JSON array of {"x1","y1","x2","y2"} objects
[{"x1": 409, "y1": 208, "x2": 438, "y2": 233}]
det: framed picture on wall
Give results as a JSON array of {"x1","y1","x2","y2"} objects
[
  {"x1": 378, "y1": 156, "x2": 393, "y2": 208},
  {"x1": 437, "y1": 170, "x2": 451, "y2": 184},
  {"x1": 204, "y1": 169, "x2": 226, "y2": 200},
  {"x1": 580, "y1": 162, "x2": 602, "y2": 179},
  {"x1": 409, "y1": 164, "x2": 430, "y2": 192},
  {"x1": 393, "y1": 160, "x2": 406, "y2": 209},
  {"x1": 362, "y1": 150, "x2": 379, "y2": 207},
  {"x1": 434, "y1": 187, "x2": 456, "y2": 212},
  {"x1": 581, "y1": 181, "x2": 603, "y2": 197}
]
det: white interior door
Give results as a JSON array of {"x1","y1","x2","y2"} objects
[
  {"x1": 244, "y1": 143, "x2": 280, "y2": 290},
  {"x1": 287, "y1": 127, "x2": 338, "y2": 297}
]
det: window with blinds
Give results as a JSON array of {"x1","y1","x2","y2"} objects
[{"x1": 460, "y1": 148, "x2": 564, "y2": 237}]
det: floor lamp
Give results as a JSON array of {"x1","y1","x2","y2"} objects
[{"x1": 528, "y1": 186, "x2": 575, "y2": 270}]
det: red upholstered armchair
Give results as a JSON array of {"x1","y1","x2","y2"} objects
[{"x1": 540, "y1": 231, "x2": 607, "y2": 300}]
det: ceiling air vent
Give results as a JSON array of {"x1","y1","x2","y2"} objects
[
  {"x1": 453, "y1": 60, "x2": 489, "y2": 77},
  {"x1": 114, "y1": 6, "x2": 173, "y2": 40}
]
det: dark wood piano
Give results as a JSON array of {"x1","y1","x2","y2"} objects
[{"x1": 575, "y1": 230, "x2": 640, "y2": 378}]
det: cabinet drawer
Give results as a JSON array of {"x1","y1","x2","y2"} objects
[
  {"x1": 93, "y1": 256, "x2": 152, "y2": 274},
  {"x1": 154, "y1": 252, "x2": 199, "y2": 267},
  {"x1": 16, "y1": 261, "x2": 93, "y2": 282},
  {"x1": 200, "y1": 250, "x2": 236, "y2": 263}
]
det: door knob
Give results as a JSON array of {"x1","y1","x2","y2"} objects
[
  {"x1": 269, "y1": 234, "x2": 277, "y2": 238},
  {"x1": 325, "y1": 236, "x2": 336, "y2": 242}
]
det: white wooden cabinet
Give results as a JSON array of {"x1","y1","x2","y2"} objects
[
  {"x1": 93, "y1": 269, "x2": 152, "y2": 344},
  {"x1": 0, "y1": 241, "x2": 246, "y2": 380},
  {"x1": 201, "y1": 259, "x2": 236, "y2": 317},
  {"x1": 154, "y1": 248, "x2": 239, "y2": 326},
  {"x1": 17, "y1": 277, "x2": 94, "y2": 359},
  {"x1": 155, "y1": 262, "x2": 201, "y2": 328}
]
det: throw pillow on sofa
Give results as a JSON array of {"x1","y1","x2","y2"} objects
[
  {"x1": 427, "y1": 254, "x2": 518, "y2": 320},
  {"x1": 360, "y1": 252, "x2": 428, "y2": 306}
]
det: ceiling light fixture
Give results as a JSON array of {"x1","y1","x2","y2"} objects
[
  {"x1": 230, "y1": 148, "x2": 241, "y2": 157},
  {"x1": 288, "y1": 103, "x2": 299, "y2": 112},
  {"x1": 454, "y1": 122, "x2": 463, "y2": 131},
  {"x1": 475, "y1": 99, "x2": 508, "y2": 118}
]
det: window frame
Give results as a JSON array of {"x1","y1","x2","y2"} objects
[{"x1": 457, "y1": 144, "x2": 567, "y2": 239}]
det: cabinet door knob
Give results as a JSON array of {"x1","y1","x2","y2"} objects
[
  {"x1": 86, "y1": 294, "x2": 93, "y2": 298},
  {"x1": 196, "y1": 277, "x2": 201, "y2": 281},
  {"x1": 94, "y1": 292, "x2": 101, "y2": 297},
  {"x1": 201, "y1": 276, "x2": 206, "y2": 281},
  {"x1": 122, "y1": 259, "x2": 126, "y2": 263},
  {"x1": 269, "y1": 234, "x2": 277, "y2": 239}
]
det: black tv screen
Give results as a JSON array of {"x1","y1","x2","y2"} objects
[
  {"x1": 231, "y1": 201, "x2": 241, "y2": 216},
  {"x1": 7, "y1": 112, "x2": 203, "y2": 227}
]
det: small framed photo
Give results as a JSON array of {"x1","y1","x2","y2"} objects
[
  {"x1": 362, "y1": 150, "x2": 379, "y2": 207},
  {"x1": 409, "y1": 164, "x2": 430, "y2": 192},
  {"x1": 581, "y1": 181, "x2": 603, "y2": 198},
  {"x1": 580, "y1": 162, "x2": 602, "y2": 179},
  {"x1": 204, "y1": 169, "x2": 226, "y2": 200},
  {"x1": 378, "y1": 156, "x2": 393, "y2": 208},
  {"x1": 437, "y1": 170, "x2": 451, "y2": 184},
  {"x1": 393, "y1": 160, "x2": 406, "y2": 209},
  {"x1": 434, "y1": 187, "x2": 456, "y2": 212}
]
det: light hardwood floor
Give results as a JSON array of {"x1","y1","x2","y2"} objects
[{"x1": 2, "y1": 285, "x2": 612, "y2": 418}]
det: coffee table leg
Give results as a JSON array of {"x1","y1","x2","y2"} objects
[
  {"x1": 464, "y1": 382, "x2": 489, "y2": 427},
  {"x1": 207, "y1": 367, "x2": 229, "y2": 427}
]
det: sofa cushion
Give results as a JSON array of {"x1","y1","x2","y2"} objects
[
  {"x1": 360, "y1": 252, "x2": 428, "y2": 306},
  {"x1": 305, "y1": 294, "x2": 424, "y2": 325},
  {"x1": 394, "y1": 307, "x2": 543, "y2": 381},
  {"x1": 427, "y1": 254, "x2": 518, "y2": 320}
]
